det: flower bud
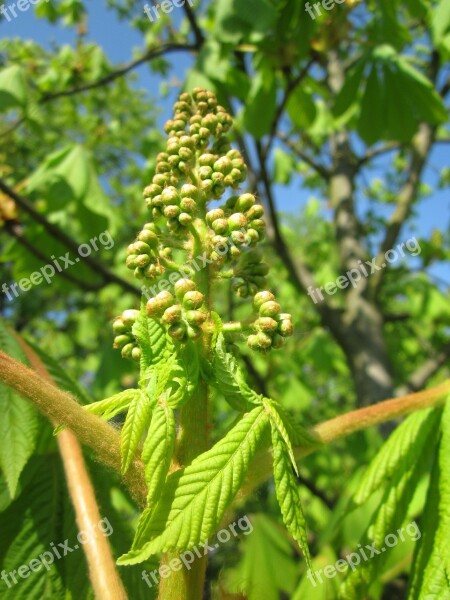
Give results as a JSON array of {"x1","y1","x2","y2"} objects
[
  {"x1": 278, "y1": 318, "x2": 293, "y2": 337},
  {"x1": 179, "y1": 135, "x2": 195, "y2": 149},
  {"x1": 231, "y1": 230, "x2": 246, "y2": 245},
  {"x1": 121, "y1": 343, "x2": 135, "y2": 359},
  {"x1": 187, "y1": 325, "x2": 202, "y2": 340},
  {"x1": 131, "y1": 347, "x2": 142, "y2": 361},
  {"x1": 246, "y1": 205, "x2": 265, "y2": 220},
  {"x1": 236, "y1": 193, "x2": 256, "y2": 212},
  {"x1": 112, "y1": 318, "x2": 127, "y2": 334},
  {"x1": 259, "y1": 301, "x2": 281, "y2": 318},
  {"x1": 228, "y1": 213, "x2": 248, "y2": 231},
  {"x1": 153, "y1": 173, "x2": 170, "y2": 187},
  {"x1": 214, "y1": 156, "x2": 232, "y2": 174},
  {"x1": 137, "y1": 229, "x2": 158, "y2": 248},
  {"x1": 174, "y1": 278, "x2": 196, "y2": 299},
  {"x1": 254, "y1": 291, "x2": 275, "y2": 309},
  {"x1": 183, "y1": 291, "x2": 204, "y2": 310},
  {"x1": 249, "y1": 218, "x2": 265, "y2": 232},
  {"x1": 164, "y1": 205, "x2": 181, "y2": 219},
  {"x1": 179, "y1": 147, "x2": 193, "y2": 161},
  {"x1": 168, "y1": 322, "x2": 187, "y2": 341},
  {"x1": 199, "y1": 153, "x2": 216, "y2": 167},
  {"x1": 179, "y1": 213, "x2": 193, "y2": 226},
  {"x1": 185, "y1": 310, "x2": 207, "y2": 326},
  {"x1": 212, "y1": 218, "x2": 228, "y2": 234},
  {"x1": 113, "y1": 334, "x2": 132, "y2": 348},
  {"x1": 135, "y1": 254, "x2": 151, "y2": 268},
  {"x1": 126, "y1": 255, "x2": 138, "y2": 269},
  {"x1": 180, "y1": 198, "x2": 197, "y2": 213},
  {"x1": 181, "y1": 184, "x2": 201, "y2": 200},
  {"x1": 143, "y1": 184, "x2": 162, "y2": 199},
  {"x1": 121, "y1": 309, "x2": 139, "y2": 328},
  {"x1": 162, "y1": 305, "x2": 183, "y2": 325},
  {"x1": 161, "y1": 187, "x2": 180, "y2": 206},
  {"x1": 256, "y1": 317, "x2": 278, "y2": 333},
  {"x1": 206, "y1": 209, "x2": 225, "y2": 225},
  {"x1": 199, "y1": 166, "x2": 213, "y2": 180}
]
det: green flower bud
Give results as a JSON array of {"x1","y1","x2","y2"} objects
[
  {"x1": 126, "y1": 254, "x2": 138, "y2": 269},
  {"x1": 180, "y1": 198, "x2": 197, "y2": 213},
  {"x1": 251, "y1": 275, "x2": 267, "y2": 289},
  {"x1": 201, "y1": 179, "x2": 213, "y2": 193},
  {"x1": 183, "y1": 290, "x2": 204, "y2": 310},
  {"x1": 228, "y1": 213, "x2": 248, "y2": 231},
  {"x1": 168, "y1": 322, "x2": 187, "y2": 341},
  {"x1": 256, "y1": 332, "x2": 272, "y2": 349},
  {"x1": 174, "y1": 278, "x2": 196, "y2": 299},
  {"x1": 206, "y1": 209, "x2": 225, "y2": 225},
  {"x1": 173, "y1": 119, "x2": 186, "y2": 131},
  {"x1": 250, "y1": 218, "x2": 266, "y2": 232},
  {"x1": 237, "y1": 193, "x2": 256, "y2": 212},
  {"x1": 179, "y1": 135, "x2": 195, "y2": 149},
  {"x1": 278, "y1": 318, "x2": 294, "y2": 337},
  {"x1": 164, "y1": 205, "x2": 181, "y2": 219},
  {"x1": 161, "y1": 186, "x2": 180, "y2": 206},
  {"x1": 231, "y1": 230, "x2": 246, "y2": 245},
  {"x1": 259, "y1": 301, "x2": 281, "y2": 318},
  {"x1": 153, "y1": 174, "x2": 170, "y2": 187},
  {"x1": 238, "y1": 248, "x2": 263, "y2": 267},
  {"x1": 199, "y1": 127, "x2": 210, "y2": 139},
  {"x1": 112, "y1": 318, "x2": 127, "y2": 334},
  {"x1": 178, "y1": 213, "x2": 193, "y2": 226},
  {"x1": 179, "y1": 92, "x2": 192, "y2": 104},
  {"x1": 214, "y1": 156, "x2": 232, "y2": 174},
  {"x1": 143, "y1": 184, "x2": 162, "y2": 198},
  {"x1": 246, "y1": 205, "x2": 265, "y2": 220},
  {"x1": 156, "y1": 152, "x2": 169, "y2": 162},
  {"x1": 256, "y1": 317, "x2": 278, "y2": 333},
  {"x1": 272, "y1": 333, "x2": 285, "y2": 349},
  {"x1": 225, "y1": 195, "x2": 238, "y2": 210},
  {"x1": 187, "y1": 325, "x2": 202, "y2": 340},
  {"x1": 254, "y1": 291, "x2": 275, "y2": 309},
  {"x1": 135, "y1": 254, "x2": 151, "y2": 268},
  {"x1": 156, "y1": 162, "x2": 171, "y2": 173},
  {"x1": 121, "y1": 343, "x2": 135, "y2": 359},
  {"x1": 185, "y1": 310, "x2": 207, "y2": 326},
  {"x1": 113, "y1": 334, "x2": 132, "y2": 348},
  {"x1": 121, "y1": 309, "x2": 139, "y2": 328},
  {"x1": 230, "y1": 246, "x2": 241, "y2": 259},
  {"x1": 246, "y1": 229, "x2": 260, "y2": 245},
  {"x1": 168, "y1": 155, "x2": 181, "y2": 168},
  {"x1": 162, "y1": 305, "x2": 183, "y2": 325},
  {"x1": 137, "y1": 229, "x2": 158, "y2": 248},
  {"x1": 131, "y1": 347, "x2": 142, "y2": 361},
  {"x1": 247, "y1": 334, "x2": 260, "y2": 351},
  {"x1": 211, "y1": 218, "x2": 228, "y2": 234},
  {"x1": 199, "y1": 166, "x2": 213, "y2": 180},
  {"x1": 155, "y1": 290, "x2": 174, "y2": 308},
  {"x1": 179, "y1": 147, "x2": 193, "y2": 161},
  {"x1": 199, "y1": 153, "x2": 216, "y2": 167},
  {"x1": 181, "y1": 184, "x2": 200, "y2": 200}
]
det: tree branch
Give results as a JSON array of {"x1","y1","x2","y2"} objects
[
  {"x1": 0, "y1": 179, "x2": 140, "y2": 297},
  {"x1": 41, "y1": 43, "x2": 196, "y2": 102},
  {"x1": 0, "y1": 351, "x2": 147, "y2": 506},
  {"x1": 276, "y1": 130, "x2": 330, "y2": 180},
  {"x1": 397, "y1": 341, "x2": 450, "y2": 396},
  {"x1": 182, "y1": 3, "x2": 204, "y2": 47}
]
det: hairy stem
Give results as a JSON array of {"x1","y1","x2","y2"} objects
[{"x1": 157, "y1": 218, "x2": 211, "y2": 600}]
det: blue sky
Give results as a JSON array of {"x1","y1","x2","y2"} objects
[{"x1": 2, "y1": 0, "x2": 449, "y2": 285}]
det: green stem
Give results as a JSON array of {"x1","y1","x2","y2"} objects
[{"x1": 157, "y1": 217, "x2": 211, "y2": 600}]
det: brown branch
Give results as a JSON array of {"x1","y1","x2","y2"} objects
[
  {"x1": 276, "y1": 130, "x2": 330, "y2": 180},
  {"x1": 0, "y1": 351, "x2": 147, "y2": 506},
  {"x1": 0, "y1": 179, "x2": 140, "y2": 297},
  {"x1": 357, "y1": 143, "x2": 400, "y2": 166},
  {"x1": 182, "y1": 3, "x2": 204, "y2": 47},
  {"x1": 41, "y1": 43, "x2": 196, "y2": 102}
]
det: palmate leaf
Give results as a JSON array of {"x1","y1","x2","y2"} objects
[
  {"x1": 141, "y1": 402, "x2": 176, "y2": 509},
  {"x1": 338, "y1": 408, "x2": 442, "y2": 599},
  {"x1": 118, "y1": 406, "x2": 269, "y2": 565},
  {"x1": 208, "y1": 332, "x2": 261, "y2": 411},
  {"x1": 132, "y1": 301, "x2": 171, "y2": 379},
  {"x1": 408, "y1": 399, "x2": 450, "y2": 599},
  {"x1": 0, "y1": 322, "x2": 39, "y2": 497},
  {"x1": 83, "y1": 389, "x2": 138, "y2": 421},
  {"x1": 264, "y1": 398, "x2": 298, "y2": 475},
  {"x1": 121, "y1": 390, "x2": 152, "y2": 474},
  {"x1": 271, "y1": 422, "x2": 312, "y2": 571}
]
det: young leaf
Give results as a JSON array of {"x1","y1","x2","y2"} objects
[
  {"x1": 338, "y1": 408, "x2": 442, "y2": 599},
  {"x1": 208, "y1": 332, "x2": 261, "y2": 411},
  {"x1": 141, "y1": 402, "x2": 176, "y2": 508},
  {"x1": 263, "y1": 398, "x2": 298, "y2": 475},
  {"x1": 121, "y1": 390, "x2": 152, "y2": 474},
  {"x1": 0, "y1": 323, "x2": 39, "y2": 497},
  {"x1": 132, "y1": 302, "x2": 171, "y2": 376},
  {"x1": 352, "y1": 407, "x2": 440, "y2": 507},
  {"x1": 84, "y1": 389, "x2": 138, "y2": 421},
  {"x1": 408, "y1": 399, "x2": 450, "y2": 599},
  {"x1": 271, "y1": 421, "x2": 312, "y2": 570},
  {"x1": 118, "y1": 406, "x2": 269, "y2": 565}
]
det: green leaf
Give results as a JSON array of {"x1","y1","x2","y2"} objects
[
  {"x1": 141, "y1": 402, "x2": 176, "y2": 508},
  {"x1": 118, "y1": 406, "x2": 269, "y2": 564},
  {"x1": 273, "y1": 148, "x2": 296, "y2": 185},
  {"x1": 263, "y1": 398, "x2": 298, "y2": 475},
  {"x1": 0, "y1": 323, "x2": 39, "y2": 497},
  {"x1": 408, "y1": 399, "x2": 450, "y2": 599},
  {"x1": 133, "y1": 303, "x2": 170, "y2": 378},
  {"x1": 271, "y1": 421, "x2": 312, "y2": 570},
  {"x1": 287, "y1": 84, "x2": 317, "y2": 130},
  {"x1": 338, "y1": 408, "x2": 441, "y2": 599},
  {"x1": 352, "y1": 407, "x2": 439, "y2": 507},
  {"x1": 209, "y1": 333, "x2": 261, "y2": 411},
  {"x1": 224, "y1": 515, "x2": 298, "y2": 600},
  {"x1": 431, "y1": 0, "x2": 450, "y2": 46},
  {"x1": 242, "y1": 60, "x2": 277, "y2": 139},
  {"x1": 84, "y1": 389, "x2": 138, "y2": 421},
  {"x1": 121, "y1": 390, "x2": 152, "y2": 474},
  {"x1": 0, "y1": 65, "x2": 28, "y2": 111}
]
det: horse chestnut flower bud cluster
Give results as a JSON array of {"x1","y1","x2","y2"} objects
[
  {"x1": 113, "y1": 88, "x2": 293, "y2": 359},
  {"x1": 112, "y1": 310, "x2": 141, "y2": 361},
  {"x1": 247, "y1": 292, "x2": 294, "y2": 352},
  {"x1": 146, "y1": 279, "x2": 206, "y2": 342}
]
